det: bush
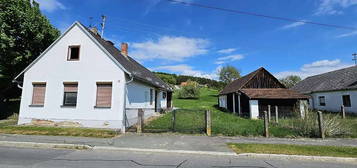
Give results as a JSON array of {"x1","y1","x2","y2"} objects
[
  {"x1": 280, "y1": 109, "x2": 352, "y2": 137},
  {"x1": 177, "y1": 81, "x2": 200, "y2": 99}
]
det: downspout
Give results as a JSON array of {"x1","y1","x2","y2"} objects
[
  {"x1": 122, "y1": 74, "x2": 134, "y2": 133},
  {"x1": 12, "y1": 80, "x2": 23, "y2": 90}
]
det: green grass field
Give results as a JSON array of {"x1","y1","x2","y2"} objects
[
  {"x1": 228, "y1": 143, "x2": 357, "y2": 158},
  {"x1": 146, "y1": 87, "x2": 357, "y2": 137}
]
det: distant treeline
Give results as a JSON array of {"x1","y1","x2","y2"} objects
[{"x1": 154, "y1": 72, "x2": 225, "y2": 89}]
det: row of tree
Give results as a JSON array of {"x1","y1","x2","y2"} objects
[
  {"x1": 155, "y1": 65, "x2": 301, "y2": 90},
  {"x1": 0, "y1": 0, "x2": 60, "y2": 102},
  {"x1": 154, "y1": 72, "x2": 226, "y2": 89}
]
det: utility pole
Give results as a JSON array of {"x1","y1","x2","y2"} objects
[
  {"x1": 353, "y1": 53, "x2": 357, "y2": 66},
  {"x1": 101, "y1": 15, "x2": 106, "y2": 37}
]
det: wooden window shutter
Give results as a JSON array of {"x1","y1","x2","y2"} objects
[
  {"x1": 96, "y1": 83, "x2": 112, "y2": 107},
  {"x1": 32, "y1": 83, "x2": 46, "y2": 105},
  {"x1": 64, "y1": 84, "x2": 78, "y2": 92}
]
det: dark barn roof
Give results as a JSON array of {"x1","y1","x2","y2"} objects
[
  {"x1": 292, "y1": 66, "x2": 357, "y2": 94},
  {"x1": 220, "y1": 67, "x2": 285, "y2": 95},
  {"x1": 85, "y1": 25, "x2": 171, "y2": 91},
  {"x1": 219, "y1": 68, "x2": 262, "y2": 95},
  {"x1": 220, "y1": 67, "x2": 308, "y2": 100},
  {"x1": 241, "y1": 88, "x2": 310, "y2": 99}
]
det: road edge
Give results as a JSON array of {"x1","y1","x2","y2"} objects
[{"x1": 0, "y1": 140, "x2": 356, "y2": 164}]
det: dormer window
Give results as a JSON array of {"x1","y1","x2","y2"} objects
[{"x1": 67, "y1": 45, "x2": 80, "y2": 61}]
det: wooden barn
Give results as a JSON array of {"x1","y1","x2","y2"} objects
[{"x1": 218, "y1": 67, "x2": 309, "y2": 119}]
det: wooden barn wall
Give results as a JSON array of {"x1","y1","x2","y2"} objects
[
  {"x1": 243, "y1": 70, "x2": 284, "y2": 89},
  {"x1": 258, "y1": 99, "x2": 298, "y2": 118}
]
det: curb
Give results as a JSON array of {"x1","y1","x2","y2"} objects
[
  {"x1": 0, "y1": 141, "x2": 356, "y2": 164},
  {"x1": 237, "y1": 153, "x2": 357, "y2": 164},
  {"x1": 0, "y1": 141, "x2": 91, "y2": 150},
  {"x1": 93, "y1": 146, "x2": 237, "y2": 156}
]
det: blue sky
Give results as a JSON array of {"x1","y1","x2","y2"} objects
[{"x1": 35, "y1": 0, "x2": 357, "y2": 79}]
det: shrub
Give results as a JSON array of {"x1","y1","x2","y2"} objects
[
  {"x1": 280, "y1": 109, "x2": 351, "y2": 137},
  {"x1": 177, "y1": 81, "x2": 200, "y2": 99}
]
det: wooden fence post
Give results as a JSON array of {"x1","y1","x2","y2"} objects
[
  {"x1": 341, "y1": 105, "x2": 346, "y2": 119},
  {"x1": 268, "y1": 105, "x2": 271, "y2": 122},
  {"x1": 172, "y1": 110, "x2": 176, "y2": 132},
  {"x1": 275, "y1": 105, "x2": 279, "y2": 124},
  {"x1": 317, "y1": 111, "x2": 325, "y2": 139},
  {"x1": 264, "y1": 111, "x2": 269, "y2": 138},
  {"x1": 137, "y1": 109, "x2": 144, "y2": 133},
  {"x1": 206, "y1": 110, "x2": 212, "y2": 136}
]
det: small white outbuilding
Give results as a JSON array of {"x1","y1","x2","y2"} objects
[{"x1": 13, "y1": 21, "x2": 172, "y2": 132}]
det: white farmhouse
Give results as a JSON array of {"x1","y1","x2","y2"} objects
[
  {"x1": 13, "y1": 21, "x2": 172, "y2": 132},
  {"x1": 292, "y1": 66, "x2": 357, "y2": 113}
]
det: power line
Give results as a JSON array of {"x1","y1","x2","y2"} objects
[{"x1": 167, "y1": 0, "x2": 357, "y2": 31}]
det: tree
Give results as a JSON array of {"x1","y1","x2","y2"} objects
[
  {"x1": 0, "y1": 0, "x2": 60, "y2": 101},
  {"x1": 280, "y1": 75, "x2": 302, "y2": 88},
  {"x1": 155, "y1": 73, "x2": 177, "y2": 85},
  {"x1": 218, "y1": 65, "x2": 241, "y2": 84},
  {"x1": 177, "y1": 80, "x2": 200, "y2": 99}
]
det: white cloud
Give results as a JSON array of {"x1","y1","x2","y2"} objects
[
  {"x1": 336, "y1": 30, "x2": 357, "y2": 38},
  {"x1": 35, "y1": 0, "x2": 66, "y2": 12},
  {"x1": 280, "y1": 21, "x2": 306, "y2": 30},
  {"x1": 152, "y1": 64, "x2": 221, "y2": 80},
  {"x1": 215, "y1": 54, "x2": 244, "y2": 64},
  {"x1": 130, "y1": 36, "x2": 209, "y2": 61},
  {"x1": 314, "y1": 0, "x2": 357, "y2": 15},
  {"x1": 275, "y1": 59, "x2": 353, "y2": 79},
  {"x1": 217, "y1": 48, "x2": 237, "y2": 54}
]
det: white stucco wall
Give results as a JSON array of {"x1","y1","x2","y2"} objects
[
  {"x1": 309, "y1": 90, "x2": 357, "y2": 113},
  {"x1": 218, "y1": 95, "x2": 227, "y2": 108},
  {"x1": 125, "y1": 81, "x2": 167, "y2": 127},
  {"x1": 18, "y1": 24, "x2": 127, "y2": 129},
  {"x1": 249, "y1": 100, "x2": 259, "y2": 119}
]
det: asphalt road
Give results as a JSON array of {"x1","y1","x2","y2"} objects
[{"x1": 0, "y1": 146, "x2": 355, "y2": 168}]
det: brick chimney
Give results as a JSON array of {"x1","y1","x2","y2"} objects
[
  {"x1": 89, "y1": 27, "x2": 100, "y2": 36},
  {"x1": 121, "y1": 43, "x2": 128, "y2": 56}
]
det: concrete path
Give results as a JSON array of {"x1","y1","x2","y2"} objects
[
  {"x1": 0, "y1": 133, "x2": 356, "y2": 153},
  {"x1": 217, "y1": 136, "x2": 357, "y2": 147}
]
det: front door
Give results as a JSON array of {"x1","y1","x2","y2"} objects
[{"x1": 155, "y1": 90, "x2": 158, "y2": 112}]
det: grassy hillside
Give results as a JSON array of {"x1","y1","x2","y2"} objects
[
  {"x1": 147, "y1": 88, "x2": 357, "y2": 137},
  {"x1": 147, "y1": 88, "x2": 298, "y2": 137}
]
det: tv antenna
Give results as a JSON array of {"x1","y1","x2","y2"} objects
[{"x1": 101, "y1": 15, "x2": 106, "y2": 37}]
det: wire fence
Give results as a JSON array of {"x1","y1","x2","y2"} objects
[{"x1": 143, "y1": 109, "x2": 207, "y2": 134}]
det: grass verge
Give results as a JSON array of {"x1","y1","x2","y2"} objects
[
  {"x1": 0, "y1": 126, "x2": 118, "y2": 138},
  {"x1": 228, "y1": 143, "x2": 357, "y2": 158},
  {"x1": 0, "y1": 115, "x2": 118, "y2": 138}
]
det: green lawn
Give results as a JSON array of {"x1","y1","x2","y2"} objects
[
  {"x1": 146, "y1": 87, "x2": 356, "y2": 138},
  {"x1": 0, "y1": 115, "x2": 118, "y2": 138},
  {"x1": 228, "y1": 143, "x2": 357, "y2": 158},
  {"x1": 146, "y1": 88, "x2": 298, "y2": 137}
]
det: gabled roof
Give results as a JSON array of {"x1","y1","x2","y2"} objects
[
  {"x1": 219, "y1": 68, "x2": 262, "y2": 95},
  {"x1": 14, "y1": 21, "x2": 171, "y2": 91},
  {"x1": 240, "y1": 88, "x2": 309, "y2": 99},
  {"x1": 85, "y1": 25, "x2": 171, "y2": 91},
  {"x1": 292, "y1": 66, "x2": 357, "y2": 94},
  {"x1": 219, "y1": 67, "x2": 285, "y2": 95}
]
